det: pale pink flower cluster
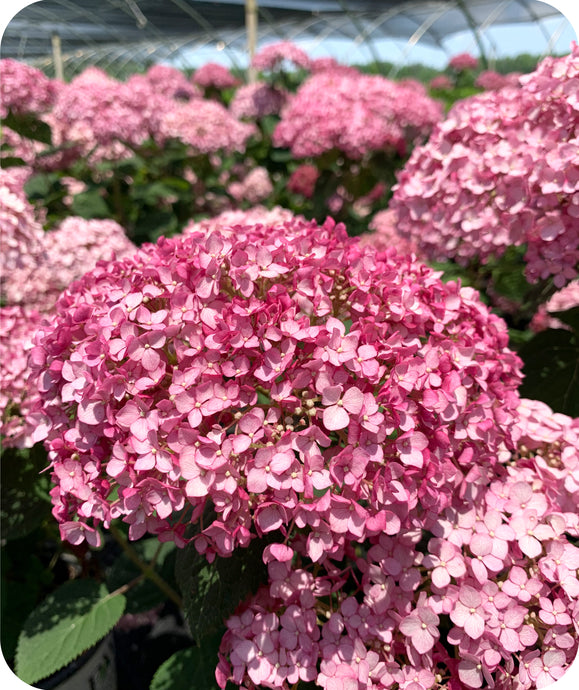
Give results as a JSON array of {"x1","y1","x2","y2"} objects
[
  {"x1": 192, "y1": 63, "x2": 240, "y2": 90},
  {"x1": 475, "y1": 70, "x2": 522, "y2": 91},
  {"x1": 364, "y1": 209, "x2": 421, "y2": 257},
  {"x1": 134, "y1": 64, "x2": 200, "y2": 100},
  {"x1": 229, "y1": 82, "x2": 288, "y2": 120},
  {"x1": 5, "y1": 217, "x2": 137, "y2": 312},
  {"x1": 49, "y1": 67, "x2": 170, "y2": 162},
  {"x1": 0, "y1": 58, "x2": 58, "y2": 115},
  {"x1": 391, "y1": 45, "x2": 579, "y2": 288},
  {"x1": 530, "y1": 279, "x2": 579, "y2": 332},
  {"x1": 448, "y1": 52, "x2": 480, "y2": 72},
  {"x1": 0, "y1": 306, "x2": 43, "y2": 447},
  {"x1": 158, "y1": 99, "x2": 256, "y2": 154},
  {"x1": 0, "y1": 168, "x2": 45, "y2": 290},
  {"x1": 182, "y1": 206, "x2": 298, "y2": 236},
  {"x1": 217, "y1": 395, "x2": 579, "y2": 688},
  {"x1": 429, "y1": 75, "x2": 453, "y2": 91},
  {"x1": 251, "y1": 41, "x2": 311, "y2": 72},
  {"x1": 227, "y1": 167, "x2": 273, "y2": 205},
  {"x1": 273, "y1": 71, "x2": 443, "y2": 159}
]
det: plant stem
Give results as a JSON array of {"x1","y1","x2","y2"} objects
[{"x1": 109, "y1": 524, "x2": 183, "y2": 608}]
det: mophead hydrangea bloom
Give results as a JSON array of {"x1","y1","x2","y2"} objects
[
  {"x1": 216, "y1": 396, "x2": 579, "y2": 688},
  {"x1": 183, "y1": 206, "x2": 298, "y2": 236},
  {"x1": 28, "y1": 217, "x2": 579, "y2": 686},
  {"x1": 530, "y1": 279, "x2": 579, "y2": 332},
  {"x1": 5, "y1": 217, "x2": 137, "y2": 312},
  {"x1": 251, "y1": 41, "x2": 311, "y2": 72},
  {"x1": 448, "y1": 52, "x2": 480, "y2": 72},
  {"x1": 192, "y1": 63, "x2": 240, "y2": 90},
  {"x1": 229, "y1": 82, "x2": 288, "y2": 120},
  {"x1": 30, "y1": 215, "x2": 521, "y2": 553},
  {"x1": 0, "y1": 58, "x2": 58, "y2": 115},
  {"x1": 391, "y1": 45, "x2": 579, "y2": 288},
  {"x1": 0, "y1": 168, "x2": 46, "y2": 297},
  {"x1": 1, "y1": 306, "x2": 43, "y2": 447},
  {"x1": 273, "y1": 71, "x2": 443, "y2": 159}
]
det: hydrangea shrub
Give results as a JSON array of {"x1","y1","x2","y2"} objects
[{"x1": 391, "y1": 45, "x2": 579, "y2": 291}]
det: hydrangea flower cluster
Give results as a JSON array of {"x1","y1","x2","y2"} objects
[
  {"x1": 0, "y1": 58, "x2": 59, "y2": 115},
  {"x1": 158, "y1": 98, "x2": 256, "y2": 154},
  {"x1": 182, "y1": 206, "x2": 298, "y2": 236},
  {"x1": 0, "y1": 306, "x2": 44, "y2": 447},
  {"x1": 429, "y1": 75, "x2": 454, "y2": 91},
  {"x1": 251, "y1": 41, "x2": 311, "y2": 72},
  {"x1": 49, "y1": 67, "x2": 172, "y2": 163},
  {"x1": 217, "y1": 395, "x2": 579, "y2": 689},
  {"x1": 391, "y1": 45, "x2": 579, "y2": 288},
  {"x1": 287, "y1": 164, "x2": 320, "y2": 199},
  {"x1": 30, "y1": 214, "x2": 521, "y2": 554},
  {"x1": 273, "y1": 72, "x2": 443, "y2": 159},
  {"x1": 0, "y1": 168, "x2": 45, "y2": 294},
  {"x1": 192, "y1": 63, "x2": 240, "y2": 90},
  {"x1": 127, "y1": 64, "x2": 200, "y2": 101},
  {"x1": 448, "y1": 53, "x2": 480, "y2": 72},
  {"x1": 475, "y1": 70, "x2": 521, "y2": 91},
  {"x1": 5, "y1": 217, "x2": 137, "y2": 312},
  {"x1": 227, "y1": 167, "x2": 274, "y2": 205},
  {"x1": 530, "y1": 279, "x2": 579, "y2": 332},
  {"x1": 229, "y1": 82, "x2": 288, "y2": 120},
  {"x1": 363, "y1": 209, "x2": 420, "y2": 258}
]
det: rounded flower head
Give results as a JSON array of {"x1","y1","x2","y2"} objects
[
  {"x1": 30, "y1": 215, "x2": 523, "y2": 554},
  {"x1": 0, "y1": 58, "x2": 58, "y2": 115},
  {"x1": 192, "y1": 63, "x2": 240, "y2": 90},
  {"x1": 251, "y1": 41, "x2": 311, "y2": 72},
  {"x1": 392, "y1": 45, "x2": 579, "y2": 289},
  {"x1": 273, "y1": 71, "x2": 442, "y2": 160}
]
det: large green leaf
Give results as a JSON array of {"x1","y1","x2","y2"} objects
[
  {"x1": 70, "y1": 189, "x2": 111, "y2": 219},
  {"x1": 15, "y1": 580, "x2": 126, "y2": 686},
  {"x1": 175, "y1": 537, "x2": 269, "y2": 645},
  {"x1": 519, "y1": 327, "x2": 579, "y2": 416},
  {"x1": 4, "y1": 110, "x2": 53, "y2": 145},
  {"x1": 149, "y1": 633, "x2": 223, "y2": 690}
]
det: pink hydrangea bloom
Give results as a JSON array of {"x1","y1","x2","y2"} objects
[
  {"x1": 475, "y1": 70, "x2": 522, "y2": 91},
  {"x1": 0, "y1": 306, "x2": 44, "y2": 447},
  {"x1": 192, "y1": 63, "x2": 240, "y2": 90},
  {"x1": 0, "y1": 168, "x2": 46, "y2": 299},
  {"x1": 392, "y1": 44, "x2": 579, "y2": 289},
  {"x1": 251, "y1": 41, "x2": 311, "y2": 72},
  {"x1": 273, "y1": 71, "x2": 442, "y2": 159},
  {"x1": 229, "y1": 82, "x2": 288, "y2": 120},
  {"x1": 448, "y1": 52, "x2": 480, "y2": 71},
  {"x1": 429, "y1": 75, "x2": 454, "y2": 90},
  {"x1": 26, "y1": 216, "x2": 579, "y2": 688},
  {"x1": 363, "y1": 209, "x2": 421, "y2": 257},
  {"x1": 158, "y1": 98, "x2": 256, "y2": 154},
  {"x1": 227, "y1": 167, "x2": 273, "y2": 205},
  {"x1": 0, "y1": 58, "x2": 58, "y2": 115},
  {"x1": 530, "y1": 279, "x2": 579, "y2": 332},
  {"x1": 5, "y1": 217, "x2": 136, "y2": 312},
  {"x1": 287, "y1": 164, "x2": 320, "y2": 198}
]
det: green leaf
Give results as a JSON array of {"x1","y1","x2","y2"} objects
[
  {"x1": 519, "y1": 328, "x2": 579, "y2": 416},
  {"x1": 70, "y1": 189, "x2": 111, "y2": 219},
  {"x1": 106, "y1": 538, "x2": 176, "y2": 614},
  {"x1": 150, "y1": 633, "x2": 223, "y2": 690},
  {"x1": 15, "y1": 580, "x2": 126, "y2": 686},
  {"x1": 0, "y1": 443, "x2": 52, "y2": 540},
  {"x1": 175, "y1": 537, "x2": 269, "y2": 645},
  {"x1": 4, "y1": 110, "x2": 53, "y2": 145}
]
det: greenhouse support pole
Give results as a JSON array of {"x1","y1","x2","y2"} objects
[
  {"x1": 51, "y1": 33, "x2": 64, "y2": 81},
  {"x1": 246, "y1": 0, "x2": 258, "y2": 82}
]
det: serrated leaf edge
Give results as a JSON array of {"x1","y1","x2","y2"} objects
[{"x1": 14, "y1": 586, "x2": 126, "y2": 686}]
